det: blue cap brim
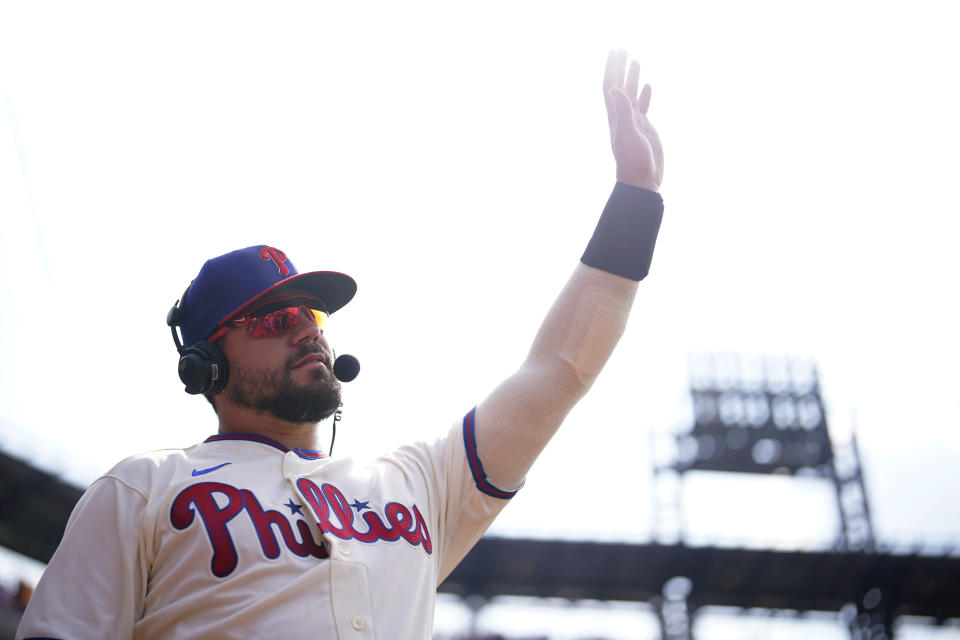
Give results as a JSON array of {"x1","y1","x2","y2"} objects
[{"x1": 214, "y1": 270, "x2": 357, "y2": 326}]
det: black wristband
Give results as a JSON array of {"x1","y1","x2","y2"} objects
[{"x1": 580, "y1": 182, "x2": 664, "y2": 281}]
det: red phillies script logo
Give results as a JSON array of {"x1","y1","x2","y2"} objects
[
  {"x1": 170, "y1": 480, "x2": 431, "y2": 578},
  {"x1": 297, "y1": 479, "x2": 432, "y2": 553},
  {"x1": 259, "y1": 247, "x2": 290, "y2": 276}
]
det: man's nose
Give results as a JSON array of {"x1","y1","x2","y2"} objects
[{"x1": 291, "y1": 307, "x2": 324, "y2": 344}]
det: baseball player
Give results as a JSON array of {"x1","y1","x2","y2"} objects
[{"x1": 17, "y1": 50, "x2": 665, "y2": 639}]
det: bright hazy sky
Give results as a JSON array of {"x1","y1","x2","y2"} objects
[{"x1": 2, "y1": 1, "x2": 958, "y2": 637}]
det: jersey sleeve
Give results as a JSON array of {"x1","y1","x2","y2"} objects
[
  {"x1": 16, "y1": 475, "x2": 150, "y2": 640},
  {"x1": 385, "y1": 409, "x2": 520, "y2": 584}
]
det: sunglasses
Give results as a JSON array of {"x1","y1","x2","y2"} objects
[{"x1": 210, "y1": 303, "x2": 327, "y2": 341}]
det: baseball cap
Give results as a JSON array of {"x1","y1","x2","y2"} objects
[{"x1": 176, "y1": 245, "x2": 356, "y2": 348}]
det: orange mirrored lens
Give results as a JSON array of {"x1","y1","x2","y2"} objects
[{"x1": 310, "y1": 308, "x2": 327, "y2": 330}]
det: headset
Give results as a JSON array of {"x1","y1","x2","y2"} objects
[
  {"x1": 167, "y1": 283, "x2": 360, "y2": 454},
  {"x1": 166, "y1": 286, "x2": 230, "y2": 396}
]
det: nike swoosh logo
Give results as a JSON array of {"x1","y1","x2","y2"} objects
[{"x1": 192, "y1": 462, "x2": 232, "y2": 476}]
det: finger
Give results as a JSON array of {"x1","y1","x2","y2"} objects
[
  {"x1": 603, "y1": 51, "x2": 617, "y2": 127},
  {"x1": 604, "y1": 51, "x2": 625, "y2": 128},
  {"x1": 603, "y1": 50, "x2": 618, "y2": 93},
  {"x1": 605, "y1": 49, "x2": 627, "y2": 91},
  {"x1": 608, "y1": 87, "x2": 635, "y2": 133},
  {"x1": 625, "y1": 61, "x2": 640, "y2": 102},
  {"x1": 614, "y1": 49, "x2": 627, "y2": 90},
  {"x1": 638, "y1": 83, "x2": 652, "y2": 115}
]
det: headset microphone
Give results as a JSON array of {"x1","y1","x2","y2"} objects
[{"x1": 333, "y1": 354, "x2": 360, "y2": 382}]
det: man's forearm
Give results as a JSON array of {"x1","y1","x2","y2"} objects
[
  {"x1": 473, "y1": 261, "x2": 637, "y2": 489},
  {"x1": 472, "y1": 184, "x2": 663, "y2": 490}
]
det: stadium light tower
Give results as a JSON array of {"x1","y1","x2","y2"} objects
[{"x1": 652, "y1": 353, "x2": 875, "y2": 551}]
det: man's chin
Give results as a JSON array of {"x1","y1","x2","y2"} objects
[
  {"x1": 275, "y1": 375, "x2": 341, "y2": 423},
  {"x1": 267, "y1": 389, "x2": 341, "y2": 424},
  {"x1": 226, "y1": 362, "x2": 340, "y2": 423}
]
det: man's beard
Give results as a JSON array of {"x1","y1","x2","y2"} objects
[{"x1": 226, "y1": 346, "x2": 342, "y2": 424}]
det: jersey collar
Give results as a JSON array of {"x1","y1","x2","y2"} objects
[{"x1": 204, "y1": 432, "x2": 328, "y2": 459}]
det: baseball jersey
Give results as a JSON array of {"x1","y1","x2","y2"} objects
[
  {"x1": 18, "y1": 180, "x2": 659, "y2": 637},
  {"x1": 17, "y1": 408, "x2": 515, "y2": 640}
]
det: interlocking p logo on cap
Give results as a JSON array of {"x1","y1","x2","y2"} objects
[{"x1": 259, "y1": 247, "x2": 290, "y2": 276}]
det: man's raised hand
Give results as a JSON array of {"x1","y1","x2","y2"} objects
[{"x1": 604, "y1": 50, "x2": 664, "y2": 192}]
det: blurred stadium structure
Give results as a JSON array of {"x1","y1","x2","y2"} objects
[{"x1": 1, "y1": 355, "x2": 958, "y2": 639}]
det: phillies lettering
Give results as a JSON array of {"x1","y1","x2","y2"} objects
[
  {"x1": 297, "y1": 479, "x2": 432, "y2": 553},
  {"x1": 259, "y1": 246, "x2": 290, "y2": 275},
  {"x1": 170, "y1": 480, "x2": 430, "y2": 578},
  {"x1": 170, "y1": 482, "x2": 248, "y2": 577},
  {"x1": 242, "y1": 490, "x2": 327, "y2": 561}
]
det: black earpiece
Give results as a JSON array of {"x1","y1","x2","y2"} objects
[
  {"x1": 167, "y1": 288, "x2": 229, "y2": 396},
  {"x1": 177, "y1": 340, "x2": 230, "y2": 396}
]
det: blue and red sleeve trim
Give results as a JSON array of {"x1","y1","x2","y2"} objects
[{"x1": 462, "y1": 407, "x2": 519, "y2": 500}]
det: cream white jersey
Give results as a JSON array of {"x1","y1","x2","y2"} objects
[
  {"x1": 17, "y1": 408, "x2": 515, "y2": 640},
  {"x1": 20, "y1": 242, "x2": 653, "y2": 639}
]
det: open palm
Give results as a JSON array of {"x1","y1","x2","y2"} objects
[{"x1": 604, "y1": 50, "x2": 664, "y2": 192}]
